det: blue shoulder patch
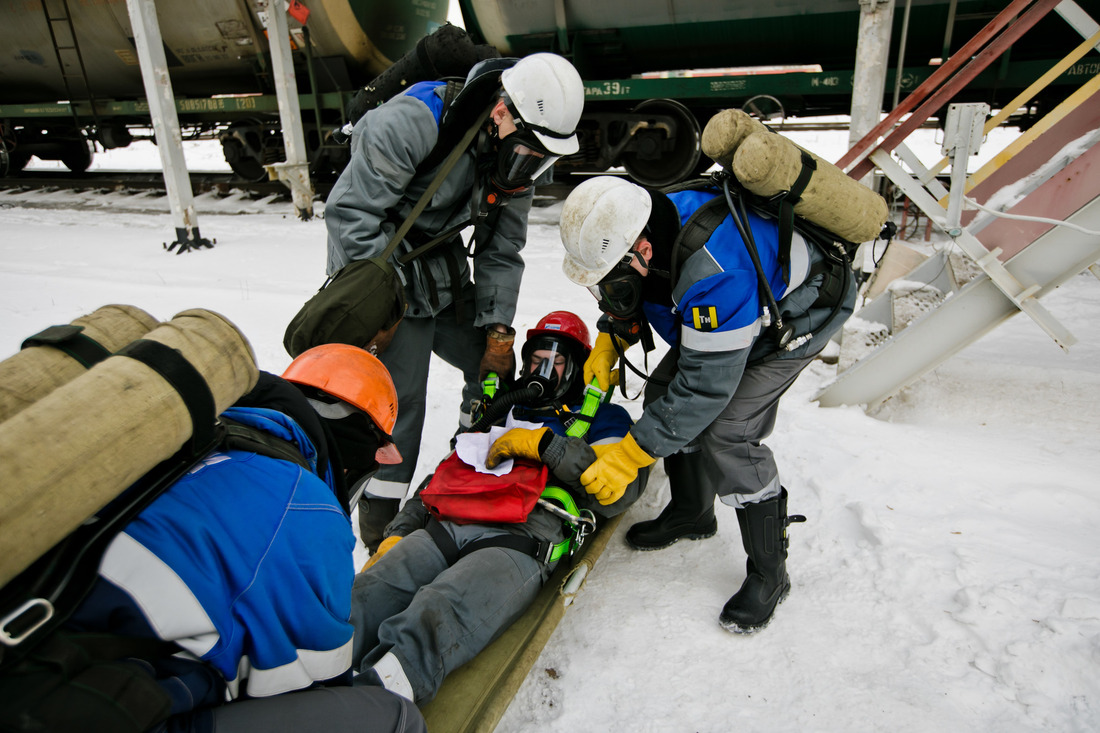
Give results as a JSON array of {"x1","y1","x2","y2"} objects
[{"x1": 403, "y1": 81, "x2": 447, "y2": 124}]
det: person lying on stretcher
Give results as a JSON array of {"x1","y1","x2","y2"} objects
[{"x1": 347, "y1": 310, "x2": 649, "y2": 705}]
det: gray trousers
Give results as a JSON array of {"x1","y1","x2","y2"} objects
[
  {"x1": 646, "y1": 349, "x2": 819, "y2": 506},
  {"x1": 349, "y1": 528, "x2": 545, "y2": 704},
  {"x1": 189, "y1": 685, "x2": 425, "y2": 733},
  {"x1": 373, "y1": 303, "x2": 486, "y2": 497}
]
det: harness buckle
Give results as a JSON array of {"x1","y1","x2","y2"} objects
[{"x1": 0, "y1": 598, "x2": 54, "y2": 647}]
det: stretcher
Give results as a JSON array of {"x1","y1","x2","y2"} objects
[{"x1": 420, "y1": 513, "x2": 624, "y2": 733}]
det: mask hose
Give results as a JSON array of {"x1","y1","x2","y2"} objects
[{"x1": 467, "y1": 383, "x2": 547, "y2": 433}]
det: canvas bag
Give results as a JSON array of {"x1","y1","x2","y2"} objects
[
  {"x1": 283, "y1": 257, "x2": 400, "y2": 358},
  {"x1": 420, "y1": 452, "x2": 548, "y2": 525}
]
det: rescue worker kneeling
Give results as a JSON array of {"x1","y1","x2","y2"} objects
[
  {"x1": 348, "y1": 311, "x2": 647, "y2": 704},
  {"x1": 26, "y1": 344, "x2": 424, "y2": 733}
]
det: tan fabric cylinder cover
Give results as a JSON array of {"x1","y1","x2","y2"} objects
[
  {"x1": 700, "y1": 109, "x2": 772, "y2": 169},
  {"x1": 732, "y1": 131, "x2": 889, "y2": 244},
  {"x1": 0, "y1": 308, "x2": 259, "y2": 588},
  {"x1": 0, "y1": 305, "x2": 161, "y2": 423},
  {"x1": 701, "y1": 109, "x2": 889, "y2": 244}
]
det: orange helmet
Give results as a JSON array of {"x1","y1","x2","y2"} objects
[{"x1": 282, "y1": 343, "x2": 399, "y2": 443}]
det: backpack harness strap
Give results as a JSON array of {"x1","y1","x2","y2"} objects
[
  {"x1": 219, "y1": 417, "x2": 311, "y2": 471},
  {"x1": 21, "y1": 324, "x2": 112, "y2": 369},
  {"x1": 564, "y1": 380, "x2": 609, "y2": 438},
  {"x1": 774, "y1": 149, "x2": 817, "y2": 286},
  {"x1": 667, "y1": 173, "x2": 855, "y2": 363},
  {"x1": 1, "y1": 341, "x2": 222, "y2": 665},
  {"x1": 1, "y1": 346, "x2": 311, "y2": 666}
]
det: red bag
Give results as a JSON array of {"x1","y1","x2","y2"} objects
[{"x1": 420, "y1": 452, "x2": 549, "y2": 524}]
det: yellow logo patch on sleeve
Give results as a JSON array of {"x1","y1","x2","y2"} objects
[{"x1": 691, "y1": 305, "x2": 718, "y2": 331}]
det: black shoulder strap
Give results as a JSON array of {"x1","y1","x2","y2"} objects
[
  {"x1": 774, "y1": 149, "x2": 817, "y2": 285},
  {"x1": 2, "y1": 342, "x2": 239, "y2": 668},
  {"x1": 670, "y1": 194, "x2": 729, "y2": 286},
  {"x1": 425, "y1": 518, "x2": 555, "y2": 566},
  {"x1": 219, "y1": 417, "x2": 310, "y2": 470},
  {"x1": 22, "y1": 325, "x2": 111, "y2": 369},
  {"x1": 415, "y1": 80, "x2": 467, "y2": 175},
  {"x1": 377, "y1": 101, "x2": 494, "y2": 266}
]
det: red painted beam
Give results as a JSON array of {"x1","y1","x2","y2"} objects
[
  {"x1": 978, "y1": 141, "x2": 1100, "y2": 262},
  {"x1": 847, "y1": 0, "x2": 1064, "y2": 181}
]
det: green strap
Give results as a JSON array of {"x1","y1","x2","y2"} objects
[
  {"x1": 565, "y1": 380, "x2": 608, "y2": 438},
  {"x1": 539, "y1": 486, "x2": 592, "y2": 562}
]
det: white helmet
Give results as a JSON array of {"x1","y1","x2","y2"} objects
[
  {"x1": 560, "y1": 176, "x2": 652, "y2": 286},
  {"x1": 501, "y1": 53, "x2": 584, "y2": 156}
]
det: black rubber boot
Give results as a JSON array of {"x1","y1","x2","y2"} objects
[
  {"x1": 719, "y1": 487, "x2": 806, "y2": 633},
  {"x1": 626, "y1": 451, "x2": 718, "y2": 551},
  {"x1": 357, "y1": 497, "x2": 401, "y2": 555}
]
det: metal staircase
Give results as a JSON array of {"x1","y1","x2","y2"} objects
[{"x1": 815, "y1": 0, "x2": 1100, "y2": 410}]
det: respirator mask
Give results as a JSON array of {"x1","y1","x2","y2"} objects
[
  {"x1": 517, "y1": 336, "x2": 579, "y2": 405},
  {"x1": 588, "y1": 251, "x2": 647, "y2": 321}
]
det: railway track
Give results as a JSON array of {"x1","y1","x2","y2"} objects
[
  {"x1": 0, "y1": 170, "x2": 575, "y2": 212},
  {"x1": 0, "y1": 170, "x2": 322, "y2": 199}
]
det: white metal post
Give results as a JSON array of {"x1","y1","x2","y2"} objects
[
  {"x1": 941, "y1": 103, "x2": 989, "y2": 233},
  {"x1": 848, "y1": 0, "x2": 895, "y2": 188},
  {"x1": 124, "y1": 0, "x2": 212, "y2": 253},
  {"x1": 258, "y1": 0, "x2": 314, "y2": 220}
]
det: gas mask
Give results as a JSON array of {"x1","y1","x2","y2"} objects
[
  {"x1": 474, "y1": 117, "x2": 561, "y2": 219},
  {"x1": 588, "y1": 251, "x2": 646, "y2": 321},
  {"x1": 493, "y1": 130, "x2": 558, "y2": 193},
  {"x1": 518, "y1": 336, "x2": 580, "y2": 405}
]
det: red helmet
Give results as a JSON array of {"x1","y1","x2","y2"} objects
[
  {"x1": 522, "y1": 311, "x2": 591, "y2": 404},
  {"x1": 526, "y1": 311, "x2": 591, "y2": 356}
]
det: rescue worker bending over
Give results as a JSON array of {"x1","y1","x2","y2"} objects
[
  {"x1": 324, "y1": 52, "x2": 585, "y2": 552},
  {"x1": 52, "y1": 345, "x2": 424, "y2": 733},
  {"x1": 557, "y1": 176, "x2": 857, "y2": 633},
  {"x1": 348, "y1": 312, "x2": 648, "y2": 705}
]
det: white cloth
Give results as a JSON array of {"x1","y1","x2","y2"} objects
[{"x1": 453, "y1": 414, "x2": 543, "y2": 476}]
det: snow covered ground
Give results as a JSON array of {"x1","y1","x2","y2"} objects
[{"x1": 4, "y1": 124, "x2": 1099, "y2": 732}]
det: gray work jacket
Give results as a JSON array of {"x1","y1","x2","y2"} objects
[{"x1": 324, "y1": 84, "x2": 531, "y2": 326}]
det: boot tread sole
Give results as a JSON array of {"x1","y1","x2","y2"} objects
[
  {"x1": 625, "y1": 527, "x2": 717, "y2": 551},
  {"x1": 718, "y1": 586, "x2": 790, "y2": 634}
]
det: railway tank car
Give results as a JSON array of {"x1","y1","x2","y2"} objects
[
  {"x1": 1, "y1": 0, "x2": 1088, "y2": 188},
  {"x1": 458, "y1": 0, "x2": 1089, "y2": 186},
  {"x1": 0, "y1": 0, "x2": 449, "y2": 177}
]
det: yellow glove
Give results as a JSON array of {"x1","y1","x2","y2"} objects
[
  {"x1": 362, "y1": 535, "x2": 402, "y2": 571},
  {"x1": 580, "y1": 433, "x2": 655, "y2": 505},
  {"x1": 485, "y1": 427, "x2": 549, "y2": 469},
  {"x1": 584, "y1": 333, "x2": 623, "y2": 391}
]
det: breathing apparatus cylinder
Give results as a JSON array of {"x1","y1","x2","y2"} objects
[{"x1": 700, "y1": 110, "x2": 888, "y2": 244}]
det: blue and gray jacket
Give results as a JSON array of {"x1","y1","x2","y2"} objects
[
  {"x1": 67, "y1": 405, "x2": 356, "y2": 721},
  {"x1": 629, "y1": 188, "x2": 857, "y2": 458}
]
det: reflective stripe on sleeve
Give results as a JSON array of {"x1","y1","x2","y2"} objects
[{"x1": 679, "y1": 319, "x2": 760, "y2": 352}]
